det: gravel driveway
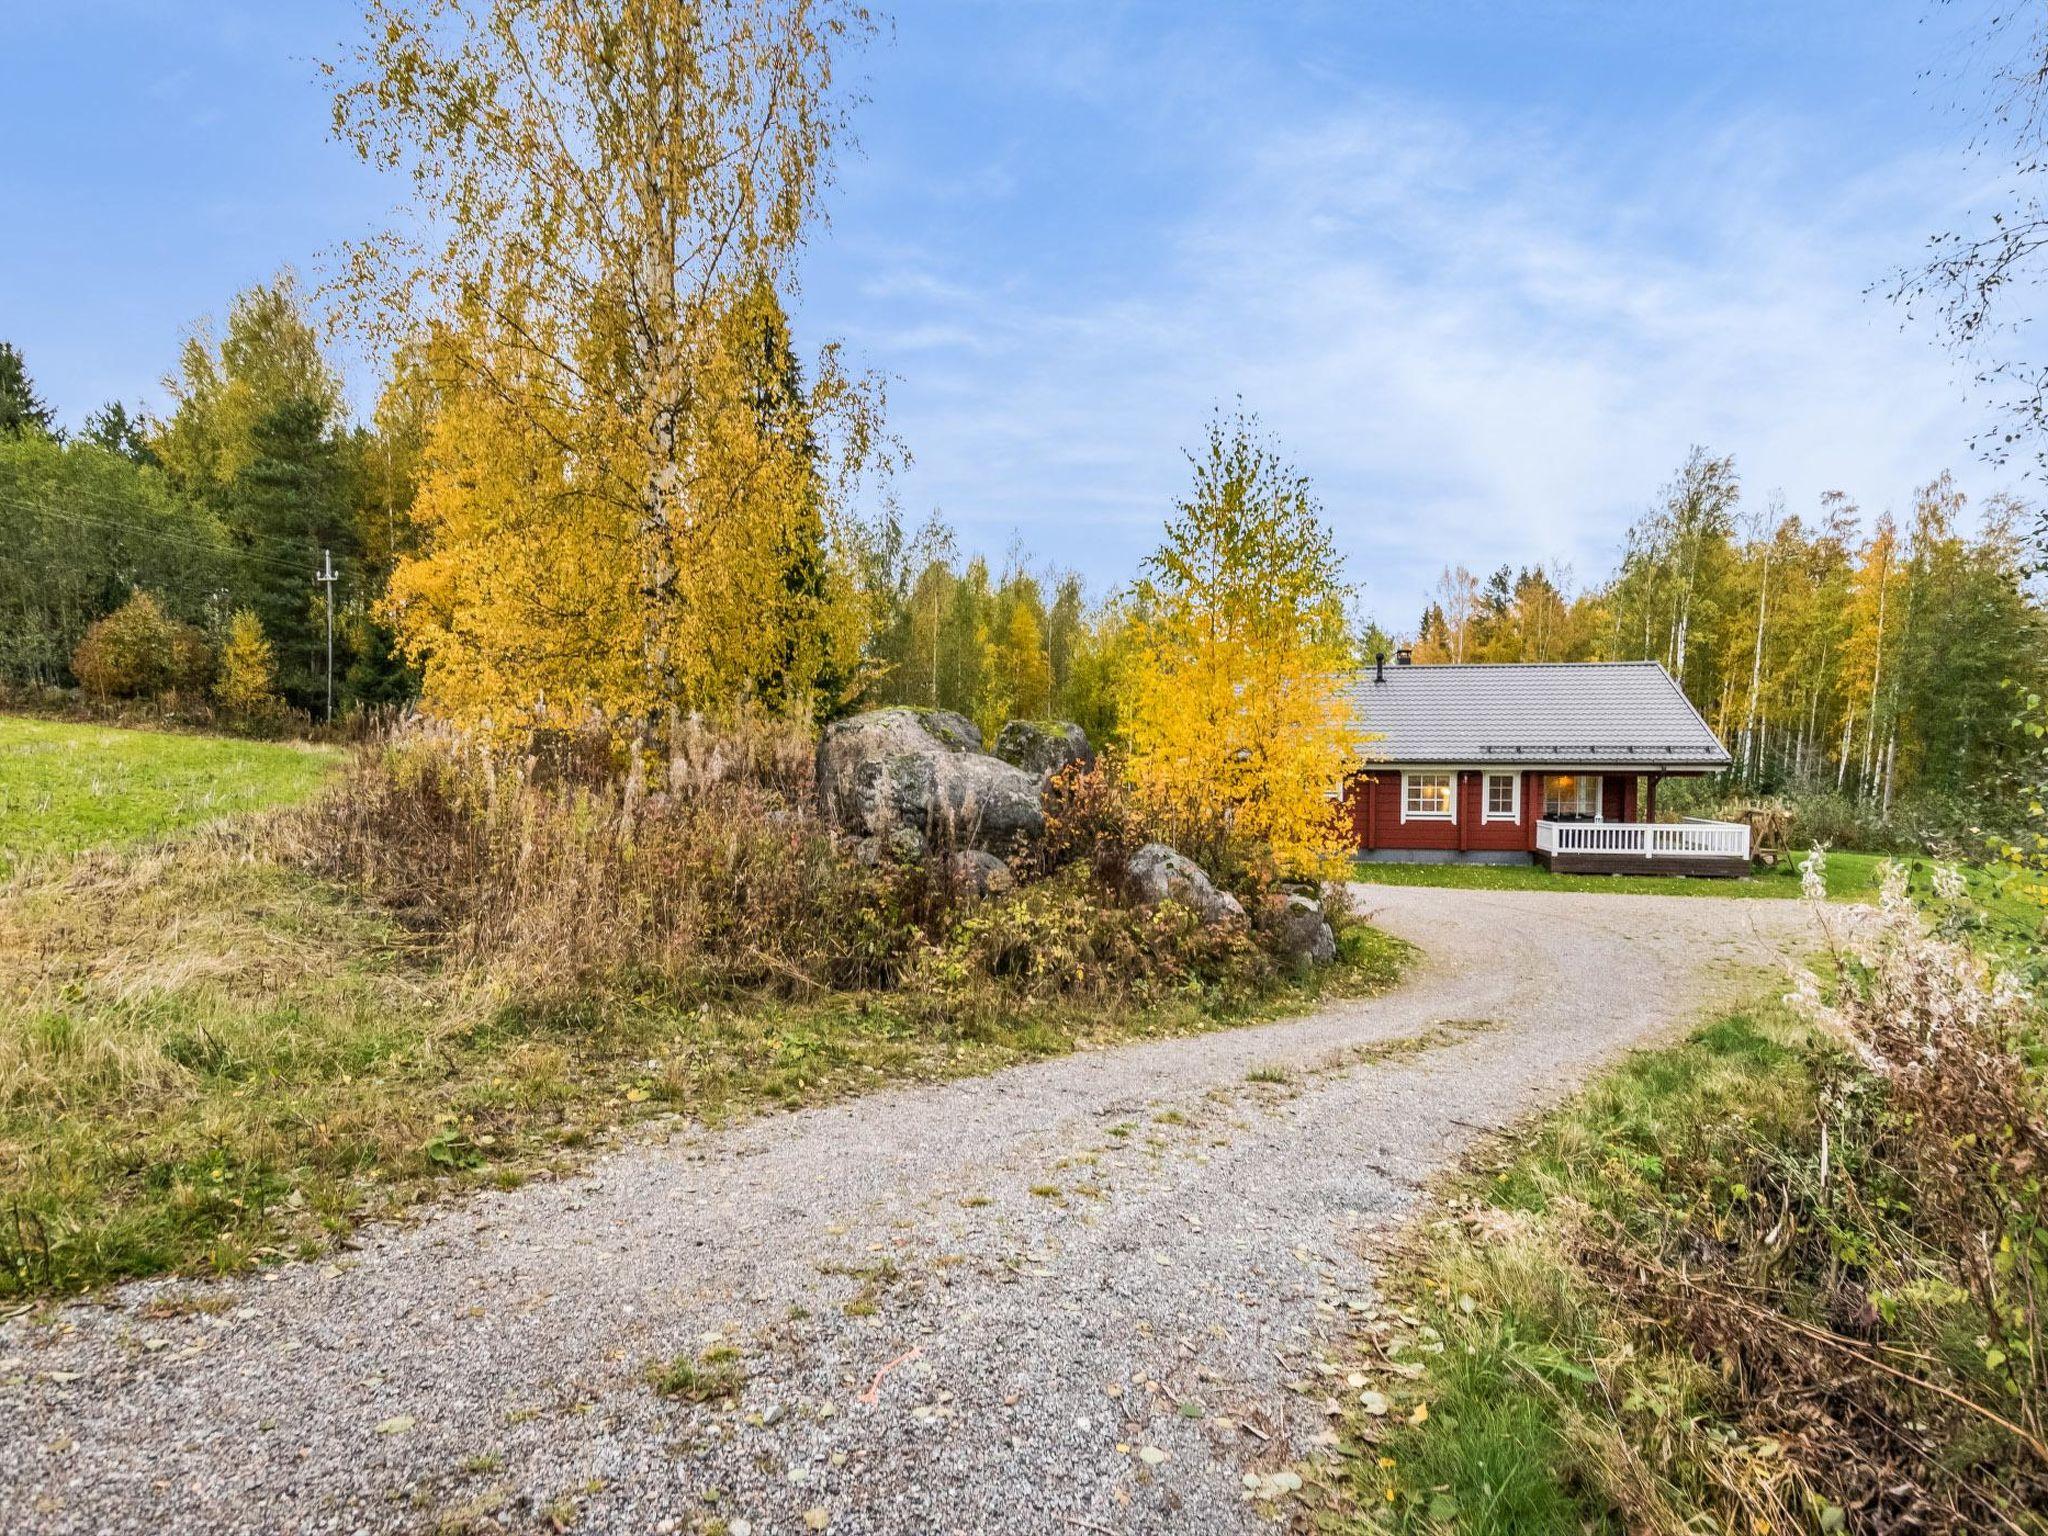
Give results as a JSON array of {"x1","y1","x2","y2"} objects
[{"x1": 2, "y1": 885, "x2": 1813, "y2": 1535}]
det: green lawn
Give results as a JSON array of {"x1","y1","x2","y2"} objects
[
  {"x1": 0, "y1": 714, "x2": 338, "y2": 875},
  {"x1": 1350, "y1": 850, "x2": 2045, "y2": 958},
  {"x1": 1354, "y1": 849, "x2": 1880, "y2": 901}
]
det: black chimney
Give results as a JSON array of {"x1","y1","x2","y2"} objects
[
  {"x1": 1394, "y1": 646, "x2": 1413, "y2": 666},
  {"x1": 1374, "y1": 651, "x2": 1386, "y2": 683}
]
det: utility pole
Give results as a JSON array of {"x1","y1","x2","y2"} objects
[{"x1": 316, "y1": 549, "x2": 338, "y2": 723}]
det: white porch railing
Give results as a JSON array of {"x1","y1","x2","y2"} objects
[{"x1": 1535, "y1": 817, "x2": 1750, "y2": 860}]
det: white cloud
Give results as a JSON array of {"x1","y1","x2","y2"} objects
[{"x1": 818, "y1": 87, "x2": 1994, "y2": 627}]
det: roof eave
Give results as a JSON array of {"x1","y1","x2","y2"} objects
[{"x1": 1359, "y1": 752, "x2": 1732, "y2": 770}]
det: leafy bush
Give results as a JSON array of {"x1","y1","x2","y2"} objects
[
  {"x1": 1659, "y1": 774, "x2": 2022, "y2": 858},
  {"x1": 69, "y1": 590, "x2": 211, "y2": 701},
  {"x1": 909, "y1": 863, "x2": 1267, "y2": 1007},
  {"x1": 1039, "y1": 748, "x2": 1277, "y2": 897}
]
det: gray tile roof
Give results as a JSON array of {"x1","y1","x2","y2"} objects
[{"x1": 1338, "y1": 660, "x2": 1731, "y2": 769}]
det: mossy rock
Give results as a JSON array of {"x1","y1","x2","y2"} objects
[{"x1": 994, "y1": 719, "x2": 1092, "y2": 779}]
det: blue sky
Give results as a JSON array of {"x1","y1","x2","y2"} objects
[{"x1": 0, "y1": 0, "x2": 2009, "y2": 628}]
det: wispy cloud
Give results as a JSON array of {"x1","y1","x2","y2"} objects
[{"x1": 821, "y1": 79, "x2": 1990, "y2": 627}]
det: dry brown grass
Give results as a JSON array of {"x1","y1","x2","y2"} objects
[{"x1": 0, "y1": 715, "x2": 1407, "y2": 1297}]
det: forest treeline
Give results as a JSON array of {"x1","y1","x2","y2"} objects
[
  {"x1": 1409, "y1": 449, "x2": 2046, "y2": 820},
  {"x1": 0, "y1": 282, "x2": 415, "y2": 716},
  {"x1": 3, "y1": 292, "x2": 2044, "y2": 839}
]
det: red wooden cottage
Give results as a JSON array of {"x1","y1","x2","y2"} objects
[{"x1": 1338, "y1": 654, "x2": 1751, "y2": 876}]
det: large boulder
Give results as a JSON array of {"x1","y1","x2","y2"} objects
[
  {"x1": 1119, "y1": 842, "x2": 1246, "y2": 925},
  {"x1": 1257, "y1": 891, "x2": 1337, "y2": 969},
  {"x1": 994, "y1": 719, "x2": 1094, "y2": 781},
  {"x1": 816, "y1": 707, "x2": 1043, "y2": 852}
]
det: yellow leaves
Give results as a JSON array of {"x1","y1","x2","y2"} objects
[
  {"x1": 381, "y1": 277, "x2": 872, "y2": 738},
  {"x1": 213, "y1": 610, "x2": 283, "y2": 719},
  {"x1": 1116, "y1": 412, "x2": 1364, "y2": 875},
  {"x1": 336, "y1": 1, "x2": 884, "y2": 738}
]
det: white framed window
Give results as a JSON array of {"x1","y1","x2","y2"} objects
[
  {"x1": 1402, "y1": 770, "x2": 1455, "y2": 822},
  {"x1": 1484, "y1": 771, "x2": 1520, "y2": 822},
  {"x1": 1542, "y1": 774, "x2": 1602, "y2": 819}
]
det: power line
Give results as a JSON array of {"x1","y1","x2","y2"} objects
[
  {"x1": 0, "y1": 492, "x2": 333, "y2": 578},
  {"x1": 0, "y1": 471, "x2": 376, "y2": 565},
  {"x1": 0, "y1": 480, "x2": 347, "y2": 569}
]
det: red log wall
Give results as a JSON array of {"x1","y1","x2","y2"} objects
[{"x1": 1346, "y1": 771, "x2": 1639, "y2": 854}]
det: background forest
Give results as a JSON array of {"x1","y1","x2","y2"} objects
[
  {"x1": 5, "y1": 296, "x2": 2041, "y2": 852},
  {"x1": 3, "y1": 0, "x2": 2046, "y2": 860}
]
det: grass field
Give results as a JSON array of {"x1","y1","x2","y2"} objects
[
  {"x1": 0, "y1": 843, "x2": 1409, "y2": 1297},
  {"x1": 0, "y1": 718, "x2": 1413, "y2": 1297},
  {"x1": 0, "y1": 714, "x2": 338, "y2": 875}
]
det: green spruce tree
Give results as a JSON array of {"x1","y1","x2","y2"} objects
[{"x1": 0, "y1": 343, "x2": 57, "y2": 438}]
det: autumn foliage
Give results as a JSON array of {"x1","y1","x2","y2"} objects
[
  {"x1": 1119, "y1": 412, "x2": 1364, "y2": 875},
  {"x1": 333, "y1": 1, "x2": 885, "y2": 735},
  {"x1": 69, "y1": 590, "x2": 211, "y2": 701},
  {"x1": 212, "y1": 609, "x2": 284, "y2": 722}
]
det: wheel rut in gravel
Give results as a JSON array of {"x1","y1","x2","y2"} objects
[{"x1": 1, "y1": 884, "x2": 1813, "y2": 1535}]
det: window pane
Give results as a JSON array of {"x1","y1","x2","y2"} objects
[
  {"x1": 1406, "y1": 773, "x2": 1451, "y2": 816},
  {"x1": 1543, "y1": 775, "x2": 1599, "y2": 816},
  {"x1": 1486, "y1": 774, "x2": 1515, "y2": 816}
]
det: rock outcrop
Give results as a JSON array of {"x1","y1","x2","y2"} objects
[
  {"x1": 993, "y1": 719, "x2": 1094, "y2": 781},
  {"x1": 1118, "y1": 842, "x2": 1246, "y2": 925},
  {"x1": 816, "y1": 707, "x2": 1044, "y2": 852}
]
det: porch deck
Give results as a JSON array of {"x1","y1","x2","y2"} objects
[{"x1": 1533, "y1": 817, "x2": 1752, "y2": 878}]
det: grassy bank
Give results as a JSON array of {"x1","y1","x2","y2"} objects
[
  {"x1": 0, "y1": 713, "x2": 337, "y2": 876},
  {"x1": 1321, "y1": 891, "x2": 2046, "y2": 1534},
  {"x1": 0, "y1": 722, "x2": 1411, "y2": 1298},
  {"x1": 1327, "y1": 1001, "x2": 1824, "y2": 1533}
]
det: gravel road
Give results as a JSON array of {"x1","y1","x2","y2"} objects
[{"x1": 2, "y1": 884, "x2": 1814, "y2": 1536}]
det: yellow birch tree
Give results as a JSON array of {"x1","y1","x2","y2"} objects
[
  {"x1": 330, "y1": 0, "x2": 885, "y2": 734},
  {"x1": 1120, "y1": 411, "x2": 1363, "y2": 874}
]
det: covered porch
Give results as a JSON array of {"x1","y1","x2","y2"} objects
[
  {"x1": 1533, "y1": 813, "x2": 1751, "y2": 877},
  {"x1": 1339, "y1": 657, "x2": 1746, "y2": 878}
]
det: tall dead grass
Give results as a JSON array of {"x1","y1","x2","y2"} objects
[
  {"x1": 282, "y1": 715, "x2": 1301, "y2": 1018},
  {"x1": 285, "y1": 715, "x2": 926, "y2": 1003}
]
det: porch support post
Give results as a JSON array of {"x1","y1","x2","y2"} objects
[{"x1": 1646, "y1": 772, "x2": 1661, "y2": 824}]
